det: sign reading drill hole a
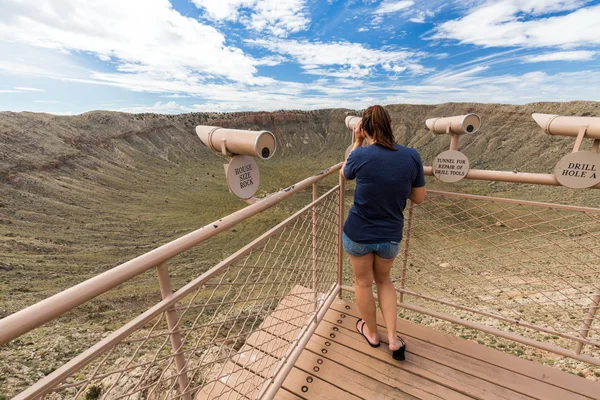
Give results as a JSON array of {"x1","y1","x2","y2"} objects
[
  {"x1": 554, "y1": 151, "x2": 600, "y2": 189},
  {"x1": 433, "y1": 150, "x2": 470, "y2": 183},
  {"x1": 226, "y1": 155, "x2": 260, "y2": 199}
]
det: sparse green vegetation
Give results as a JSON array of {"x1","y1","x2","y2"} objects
[
  {"x1": 84, "y1": 385, "x2": 102, "y2": 400},
  {"x1": 1, "y1": 103, "x2": 600, "y2": 396}
]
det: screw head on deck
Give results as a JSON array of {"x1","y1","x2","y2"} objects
[{"x1": 302, "y1": 386, "x2": 309, "y2": 392}]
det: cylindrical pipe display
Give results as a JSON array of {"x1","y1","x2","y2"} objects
[
  {"x1": 532, "y1": 113, "x2": 600, "y2": 139},
  {"x1": 426, "y1": 114, "x2": 481, "y2": 135},
  {"x1": 196, "y1": 125, "x2": 276, "y2": 160},
  {"x1": 345, "y1": 116, "x2": 361, "y2": 130}
]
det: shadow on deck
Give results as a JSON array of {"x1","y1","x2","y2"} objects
[{"x1": 198, "y1": 288, "x2": 600, "y2": 400}]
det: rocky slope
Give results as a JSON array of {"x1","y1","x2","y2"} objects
[{"x1": 1, "y1": 102, "x2": 600, "y2": 396}]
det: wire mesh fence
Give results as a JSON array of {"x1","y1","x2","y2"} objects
[
  {"x1": 28, "y1": 187, "x2": 340, "y2": 400},
  {"x1": 397, "y1": 190, "x2": 600, "y2": 359}
]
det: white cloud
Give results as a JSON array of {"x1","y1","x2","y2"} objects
[
  {"x1": 161, "y1": 94, "x2": 192, "y2": 98},
  {"x1": 0, "y1": 0, "x2": 259, "y2": 83},
  {"x1": 247, "y1": 39, "x2": 423, "y2": 76},
  {"x1": 193, "y1": 0, "x2": 310, "y2": 36},
  {"x1": 522, "y1": 50, "x2": 597, "y2": 63},
  {"x1": 34, "y1": 100, "x2": 59, "y2": 103},
  {"x1": 431, "y1": 1, "x2": 600, "y2": 48},
  {"x1": 252, "y1": 55, "x2": 288, "y2": 66},
  {"x1": 116, "y1": 101, "x2": 203, "y2": 114},
  {"x1": 409, "y1": 9, "x2": 435, "y2": 23},
  {"x1": 191, "y1": 0, "x2": 254, "y2": 20},
  {"x1": 0, "y1": 89, "x2": 22, "y2": 93},
  {"x1": 14, "y1": 86, "x2": 45, "y2": 92},
  {"x1": 373, "y1": 0, "x2": 414, "y2": 15}
]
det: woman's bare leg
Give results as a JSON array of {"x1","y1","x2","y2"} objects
[
  {"x1": 348, "y1": 253, "x2": 378, "y2": 344},
  {"x1": 373, "y1": 255, "x2": 402, "y2": 351}
]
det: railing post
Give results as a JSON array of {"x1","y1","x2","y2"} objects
[
  {"x1": 312, "y1": 182, "x2": 319, "y2": 311},
  {"x1": 337, "y1": 176, "x2": 345, "y2": 299},
  {"x1": 399, "y1": 201, "x2": 414, "y2": 303},
  {"x1": 575, "y1": 287, "x2": 600, "y2": 355},
  {"x1": 156, "y1": 262, "x2": 192, "y2": 400}
]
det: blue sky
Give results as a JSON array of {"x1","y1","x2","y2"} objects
[{"x1": 1, "y1": 0, "x2": 600, "y2": 114}]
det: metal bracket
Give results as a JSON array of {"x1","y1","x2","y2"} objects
[{"x1": 572, "y1": 126, "x2": 589, "y2": 153}]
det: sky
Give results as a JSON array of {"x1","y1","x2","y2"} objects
[{"x1": 1, "y1": 0, "x2": 600, "y2": 115}]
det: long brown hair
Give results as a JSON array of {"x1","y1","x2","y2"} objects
[{"x1": 361, "y1": 105, "x2": 396, "y2": 150}]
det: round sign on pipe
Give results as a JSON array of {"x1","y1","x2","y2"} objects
[
  {"x1": 554, "y1": 151, "x2": 600, "y2": 189},
  {"x1": 226, "y1": 155, "x2": 260, "y2": 199},
  {"x1": 433, "y1": 150, "x2": 470, "y2": 183}
]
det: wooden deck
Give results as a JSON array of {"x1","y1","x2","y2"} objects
[{"x1": 198, "y1": 288, "x2": 600, "y2": 400}]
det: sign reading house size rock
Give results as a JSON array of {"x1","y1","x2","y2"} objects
[
  {"x1": 226, "y1": 155, "x2": 260, "y2": 199},
  {"x1": 432, "y1": 150, "x2": 470, "y2": 183},
  {"x1": 554, "y1": 151, "x2": 600, "y2": 189}
]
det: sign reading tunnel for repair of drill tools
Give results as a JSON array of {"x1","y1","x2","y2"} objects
[
  {"x1": 226, "y1": 155, "x2": 260, "y2": 199},
  {"x1": 554, "y1": 151, "x2": 600, "y2": 189},
  {"x1": 433, "y1": 150, "x2": 470, "y2": 183}
]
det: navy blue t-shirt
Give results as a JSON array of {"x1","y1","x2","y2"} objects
[{"x1": 343, "y1": 143, "x2": 425, "y2": 244}]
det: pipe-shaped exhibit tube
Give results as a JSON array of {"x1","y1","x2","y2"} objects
[
  {"x1": 345, "y1": 116, "x2": 362, "y2": 130},
  {"x1": 196, "y1": 125, "x2": 276, "y2": 160},
  {"x1": 532, "y1": 113, "x2": 600, "y2": 139},
  {"x1": 425, "y1": 114, "x2": 481, "y2": 135}
]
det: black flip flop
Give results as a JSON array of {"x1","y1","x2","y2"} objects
[
  {"x1": 356, "y1": 319, "x2": 380, "y2": 348},
  {"x1": 392, "y1": 336, "x2": 406, "y2": 361}
]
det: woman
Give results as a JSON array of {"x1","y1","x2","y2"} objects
[{"x1": 340, "y1": 105, "x2": 426, "y2": 361}]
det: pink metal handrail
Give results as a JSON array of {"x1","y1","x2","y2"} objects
[
  {"x1": 5, "y1": 158, "x2": 600, "y2": 399},
  {"x1": 424, "y1": 166, "x2": 600, "y2": 189},
  {"x1": 0, "y1": 163, "x2": 343, "y2": 346},
  {"x1": 13, "y1": 184, "x2": 342, "y2": 399},
  {"x1": 385, "y1": 187, "x2": 600, "y2": 366}
]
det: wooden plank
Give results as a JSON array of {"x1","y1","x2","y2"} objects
[
  {"x1": 232, "y1": 344, "x2": 282, "y2": 378},
  {"x1": 294, "y1": 346, "x2": 419, "y2": 400},
  {"x1": 283, "y1": 366, "x2": 363, "y2": 400},
  {"x1": 305, "y1": 332, "x2": 473, "y2": 400},
  {"x1": 229, "y1": 344, "x2": 304, "y2": 399},
  {"x1": 317, "y1": 315, "x2": 533, "y2": 400},
  {"x1": 196, "y1": 362, "x2": 260, "y2": 399},
  {"x1": 195, "y1": 380, "x2": 250, "y2": 400},
  {"x1": 322, "y1": 311, "x2": 589, "y2": 400},
  {"x1": 330, "y1": 299, "x2": 600, "y2": 399},
  {"x1": 257, "y1": 314, "x2": 304, "y2": 342},
  {"x1": 244, "y1": 331, "x2": 362, "y2": 400},
  {"x1": 274, "y1": 387, "x2": 304, "y2": 400},
  {"x1": 213, "y1": 361, "x2": 269, "y2": 399},
  {"x1": 252, "y1": 318, "x2": 418, "y2": 400}
]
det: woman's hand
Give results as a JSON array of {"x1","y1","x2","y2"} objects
[{"x1": 354, "y1": 120, "x2": 365, "y2": 145}]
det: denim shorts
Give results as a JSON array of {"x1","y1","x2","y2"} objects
[{"x1": 342, "y1": 231, "x2": 400, "y2": 259}]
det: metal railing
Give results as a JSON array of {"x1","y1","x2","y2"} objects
[
  {"x1": 395, "y1": 191, "x2": 600, "y2": 365},
  {"x1": 3, "y1": 160, "x2": 600, "y2": 399},
  {"x1": 1, "y1": 165, "x2": 344, "y2": 400}
]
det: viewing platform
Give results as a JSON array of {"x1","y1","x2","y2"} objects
[
  {"x1": 1, "y1": 161, "x2": 599, "y2": 399},
  {"x1": 197, "y1": 287, "x2": 599, "y2": 400}
]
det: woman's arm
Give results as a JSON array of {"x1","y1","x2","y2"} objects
[
  {"x1": 340, "y1": 141, "x2": 363, "y2": 178},
  {"x1": 409, "y1": 186, "x2": 426, "y2": 204},
  {"x1": 340, "y1": 121, "x2": 365, "y2": 179}
]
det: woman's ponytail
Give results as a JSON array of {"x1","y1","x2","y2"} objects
[{"x1": 361, "y1": 105, "x2": 396, "y2": 150}]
